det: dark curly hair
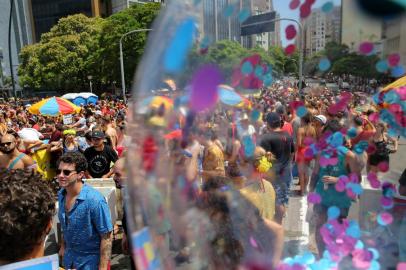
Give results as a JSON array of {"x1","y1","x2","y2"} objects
[
  {"x1": 0, "y1": 169, "x2": 56, "y2": 262},
  {"x1": 58, "y1": 151, "x2": 88, "y2": 173}
]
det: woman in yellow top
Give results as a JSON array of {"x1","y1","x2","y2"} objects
[{"x1": 239, "y1": 146, "x2": 276, "y2": 221}]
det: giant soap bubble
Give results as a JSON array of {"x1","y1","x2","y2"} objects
[{"x1": 124, "y1": 1, "x2": 406, "y2": 269}]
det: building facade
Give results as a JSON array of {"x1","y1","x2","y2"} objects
[
  {"x1": 112, "y1": 0, "x2": 163, "y2": 14},
  {"x1": 341, "y1": 0, "x2": 381, "y2": 52},
  {"x1": 303, "y1": 6, "x2": 341, "y2": 57},
  {"x1": 382, "y1": 14, "x2": 406, "y2": 67},
  {"x1": 0, "y1": 0, "x2": 33, "y2": 94}
]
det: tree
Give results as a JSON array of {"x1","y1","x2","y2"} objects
[
  {"x1": 18, "y1": 3, "x2": 161, "y2": 93},
  {"x1": 268, "y1": 46, "x2": 298, "y2": 76},
  {"x1": 331, "y1": 53, "x2": 381, "y2": 78},
  {"x1": 97, "y1": 3, "x2": 160, "y2": 90},
  {"x1": 19, "y1": 14, "x2": 103, "y2": 92}
]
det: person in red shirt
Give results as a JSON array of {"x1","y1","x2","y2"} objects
[
  {"x1": 276, "y1": 106, "x2": 293, "y2": 136},
  {"x1": 32, "y1": 117, "x2": 45, "y2": 131}
]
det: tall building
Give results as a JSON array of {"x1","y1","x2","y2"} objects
[
  {"x1": 341, "y1": 0, "x2": 381, "y2": 52},
  {"x1": 382, "y1": 14, "x2": 406, "y2": 67},
  {"x1": 252, "y1": 0, "x2": 281, "y2": 50},
  {"x1": 302, "y1": 6, "x2": 341, "y2": 57},
  {"x1": 30, "y1": 0, "x2": 112, "y2": 42},
  {"x1": 0, "y1": 0, "x2": 33, "y2": 94},
  {"x1": 201, "y1": 0, "x2": 254, "y2": 48}
]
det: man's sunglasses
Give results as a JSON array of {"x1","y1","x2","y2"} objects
[
  {"x1": 0, "y1": 142, "x2": 13, "y2": 147},
  {"x1": 56, "y1": 169, "x2": 77, "y2": 176}
]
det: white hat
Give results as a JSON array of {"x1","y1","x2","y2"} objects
[{"x1": 314, "y1": 115, "x2": 327, "y2": 125}]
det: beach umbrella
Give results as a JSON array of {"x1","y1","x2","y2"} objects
[
  {"x1": 28, "y1": 97, "x2": 81, "y2": 116},
  {"x1": 218, "y1": 84, "x2": 244, "y2": 106},
  {"x1": 383, "y1": 75, "x2": 406, "y2": 91}
]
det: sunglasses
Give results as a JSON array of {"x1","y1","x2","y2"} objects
[
  {"x1": 0, "y1": 142, "x2": 13, "y2": 147},
  {"x1": 56, "y1": 169, "x2": 77, "y2": 176}
]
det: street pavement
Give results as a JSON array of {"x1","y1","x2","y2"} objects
[{"x1": 45, "y1": 139, "x2": 405, "y2": 269}]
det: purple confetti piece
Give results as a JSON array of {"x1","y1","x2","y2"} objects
[
  {"x1": 359, "y1": 42, "x2": 374, "y2": 55},
  {"x1": 250, "y1": 236, "x2": 258, "y2": 248},
  {"x1": 189, "y1": 64, "x2": 222, "y2": 112},
  {"x1": 307, "y1": 192, "x2": 322, "y2": 204}
]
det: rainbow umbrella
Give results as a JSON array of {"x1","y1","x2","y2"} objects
[
  {"x1": 218, "y1": 84, "x2": 243, "y2": 106},
  {"x1": 142, "y1": 96, "x2": 174, "y2": 110},
  {"x1": 29, "y1": 97, "x2": 81, "y2": 116},
  {"x1": 383, "y1": 75, "x2": 406, "y2": 91}
]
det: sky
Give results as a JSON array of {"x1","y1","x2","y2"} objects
[{"x1": 273, "y1": 0, "x2": 342, "y2": 46}]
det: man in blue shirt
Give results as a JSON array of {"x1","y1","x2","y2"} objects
[{"x1": 57, "y1": 152, "x2": 113, "y2": 270}]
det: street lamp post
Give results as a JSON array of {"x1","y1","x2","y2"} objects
[
  {"x1": 87, "y1": 75, "x2": 93, "y2": 93},
  {"x1": 119, "y1": 29, "x2": 152, "y2": 103},
  {"x1": 242, "y1": 18, "x2": 304, "y2": 90}
]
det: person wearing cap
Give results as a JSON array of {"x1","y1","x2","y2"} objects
[
  {"x1": 259, "y1": 112, "x2": 295, "y2": 224},
  {"x1": 313, "y1": 115, "x2": 327, "y2": 140},
  {"x1": 84, "y1": 130, "x2": 118, "y2": 179}
]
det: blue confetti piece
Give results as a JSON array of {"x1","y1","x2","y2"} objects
[
  {"x1": 383, "y1": 91, "x2": 400, "y2": 104},
  {"x1": 318, "y1": 58, "x2": 331, "y2": 71},
  {"x1": 241, "y1": 61, "x2": 253, "y2": 74},
  {"x1": 376, "y1": 60, "x2": 389, "y2": 73},
  {"x1": 347, "y1": 127, "x2": 358, "y2": 138},
  {"x1": 368, "y1": 248, "x2": 380, "y2": 260},
  {"x1": 238, "y1": 9, "x2": 250, "y2": 22},
  {"x1": 391, "y1": 65, "x2": 405, "y2": 78},
  {"x1": 254, "y1": 65, "x2": 264, "y2": 77},
  {"x1": 327, "y1": 206, "x2": 340, "y2": 220},
  {"x1": 372, "y1": 93, "x2": 380, "y2": 104},
  {"x1": 297, "y1": 106, "x2": 308, "y2": 117},
  {"x1": 388, "y1": 128, "x2": 398, "y2": 137},
  {"x1": 164, "y1": 18, "x2": 196, "y2": 73},
  {"x1": 321, "y1": 2, "x2": 334, "y2": 13},
  {"x1": 328, "y1": 132, "x2": 344, "y2": 148},
  {"x1": 300, "y1": 252, "x2": 316, "y2": 265},
  {"x1": 263, "y1": 73, "x2": 273, "y2": 86},
  {"x1": 355, "y1": 240, "x2": 364, "y2": 249},
  {"x1": 349, "y1": 183, "x2": 363, "y2": 195},
  {"x1": 242, "y1": 136, "x2": 255, "y2": 158},
  {"x1": 346, "y1": 221, "x2": 362, "y2": 238},
  {"x1": 368, "y1": 260, "x2": 380, "y2": 270},
  {"x1": 223, "y1": 5, "x2": 235, "y2": 17}
]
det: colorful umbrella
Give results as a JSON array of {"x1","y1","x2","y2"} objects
[
  {"x1": 29, "y1": 97, "x2": 81, "y2": 116},
  {"x1": 218, "y1": 84, "x2": 244, "y2": 106},
  {"x1": 142, "y1": 96, "x2": 174, "y2": 110},
  {"x1": 383, "y1": 75, "x2": 406, "y2": 91}
]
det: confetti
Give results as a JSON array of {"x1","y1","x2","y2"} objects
[
  {"x1": 223, "y1": 5, "x2": 234, "y2": 17},
  {"x1": 321, "y1": 2, "x2": 334, "y2": 13},
  {"x1": 359, "y1": 41, "x2": 374, "y2": 55},
  {"x1": 249, "y1": 236, "x2": 258, "y2": 248},
  {"x1": 285, "y1": 44, "x2": 296, "y2": 55},
  {"x1": 376, "y1": 59, "x2": 389, "y2": 73},
  {"x1": 377, "y1": 161, "x2": 389, "y2": 172},
  {"x1": 296, "y1": 106, "x2": 308, "y2": 117},
  {"x1": 327, "y1": 206, "x2": 340, "y2": 220},
  {"x1": 307, "y1": 192, "x2": 321, "y2": 204},
  {"x1": 289, "y1": 0, "x2": 300, "y2": 10},
  {"x1": 239, "y1": 9, "x2": 250, "y2": 23},
  {"x1": 391, "y1": 65, "x2": 405, "y2": 78},
  {"x1": 387, "y1": 53, "x2": 401, "y2": 67},
  {"x1": 241, "y1": 61, "x2": 253, "y2": 75},
  {"x1": 318, "y1": 58, "x2": 331, "y2": 71},
  {"x1": 189, "y1": 64, "x2": 222, "y2": 112},
  {"x1": 164, "y1": 18, "x2": 196, "y2": 73},
  {"x1": 300, "y1": 3, "x2": 312, "y2": 18},
  {"x1": 377, "y1": 212, "x2": 393, "y2": 226},
  {"x1": 285, "y1": 24, "x2": 297, "y2": 40}
]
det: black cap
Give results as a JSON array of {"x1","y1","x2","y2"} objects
[
  {"x1": 266, "y1": 112, "x2": 281, "y2": 125},
  {"x1": 91, "y1": 130, "x2": 105, "y2": 139}
]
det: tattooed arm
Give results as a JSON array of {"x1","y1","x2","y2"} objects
[{"x1": 99, "y1": 232, "x2": 112, "y2": 270}]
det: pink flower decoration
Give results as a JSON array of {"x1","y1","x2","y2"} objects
[
  {"x1": 285, "y1": 24, "x2": 297, "y2": 40},
  {"x1": 388, "y1": 53, "x2": 400, "y2": 67},
  {"x1": 307, "y1": 192, "x2": 322, "y2": 204}
]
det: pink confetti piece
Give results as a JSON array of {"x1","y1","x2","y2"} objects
[
  {"x1": 368, "y1": 112, "x2": 380, "y2": 123},
  {"x1": 397, "y1": 262, "x2": 406, "y2": 270},
  {"x1": 289, "y1": 0, "x2": 300, "y2": 10},
  {"x1": 377, "y1": 212, "x2": 393, "y2": 226},
  {"x1": 189, "y1": 64, "x2": 222, "y2": 112},
  {"x1": 250, "y1": 236, "x2": 258, "y2": 248},
  {"x1": 300, "y1": 3, "x2": 312, "y2": 18},
  {"x1": 307, "y1": 192, "x2": 322, "y2": 204},
  {"x1": 285, "y1": 44, "x2": 296, "y2": 55},
  {"x1": 352, "y1": 249, "x2": 372, "y2": 269},
  {"x1": 359, "y1": 42, "x2": 374, "y2": 55},
  {"x1": 377, "y1": 161, "x2": 389, "y2": 172},
  {"x1": 285, "y1": 24, "x2": 297, "y2": 40},
  {"x1": 335, "y1": 180, "x2": 346, "y2": 192},
  {"x1": 381, "y1": 197, "x2": 394, "y2": 209},
  {"x1": 388, "y1": 53, "x2": 401, "y2": 67}
]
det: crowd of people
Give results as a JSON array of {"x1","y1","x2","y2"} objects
[{"x1": 0, "y1": 80, "x2": 405, "y2": 269}]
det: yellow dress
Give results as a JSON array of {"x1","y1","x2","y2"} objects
[{"x1": 240, "y1": 180, "x2": 276, "y2": 221}]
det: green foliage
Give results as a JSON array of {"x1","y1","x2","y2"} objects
[
  {"x1": 268, "y1": 46, "x2": 299, "y2": 76},
  {"x1": 18, "y1": 3, "x2": 160, "y2": 92}
]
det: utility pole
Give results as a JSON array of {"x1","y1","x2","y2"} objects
[{"x1": 8, "y1": 0, "x2": 16, "y2": 98}]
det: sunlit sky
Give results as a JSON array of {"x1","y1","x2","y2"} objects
[{"x1": 273, "y1": 0, "x2": 342, "y2": 46}]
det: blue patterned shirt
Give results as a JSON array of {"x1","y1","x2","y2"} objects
[{"x1": 58, "y1": 183, "x2": 113, "y2": 270}]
